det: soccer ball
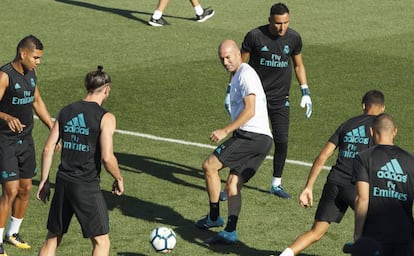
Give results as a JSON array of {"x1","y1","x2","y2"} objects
[{"x1": 149, "y1": 226, "x2": 176, "y2": 253}]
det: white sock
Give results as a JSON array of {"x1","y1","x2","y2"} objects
[
  {"x1": 279, "y1": 247, "x2": 294, "y2": 256},
  {"x1": 0, "y1": 228, "x2": 4, "y2": 244},
  {"x1": 194, "y1": 5, "x2": 203, "y2": 16},
  {"x1": 6, "y1": 216, "x2": 23, "y2": 237},
  {"x1": 272, "y1": 177, "x2": 282, "y2": 187},
  {"x1": 152, "y1": 10, "x2": 163, "y2": 20}
]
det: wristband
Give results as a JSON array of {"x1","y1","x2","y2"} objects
[{"x1": 300, "y1": 84, "x2": 310, "y2": 96}]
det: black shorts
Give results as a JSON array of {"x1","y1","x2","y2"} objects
[
  {"x1": 381, "y1": 241, "x2": 414, "y2": 256},
  {"x1": 267, "y1": 100, "x2": 290, "y2": 143},
  {"x1": 213, "y1": 129, "x2": 272, "y2": 183},
  {"x1": 0, "y1": 136, "x2": 36, "y2": 183},
  {"x1": 314, "y1": 181, "x2": 355, "y2": 223},
  {"x1": 47, "y1": 176, "x2": 109, "y2": 238}
]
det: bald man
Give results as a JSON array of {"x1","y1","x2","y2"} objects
[
  {"x1": 353, "y1": 113, "x2": 414, "y2": 256},
  {"x1": 195, "y1": 39, "x2": 272, "y2": 244}
]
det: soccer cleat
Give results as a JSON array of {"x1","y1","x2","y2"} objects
[
  {"x1": 205, "y1": 230, "x2": 238, "y2": 244},
  {"x1": 148, "y1": 17, "x2": 171, "y2": 27},
  {"x1": 342, "y1": 242, "x2": 354, "y2": 253},
  {"x1": 4, "y1": 233, "x2": 31, "y2": 249},
  {"x1": 195, "y1": 214, "x2": 224, "y2": 230},
  {"x1": 0, "y1": 243, "x2": 7, "y2": 256},
  {"x1": 219, "y1": 191, "x2": 228, "y2": 201},
  {"x1": 270, "y1": 185, "x2": 291, "y2": 199},
  {"x1": 196, "y1": 8, "x2": 215, "y2": 22}
]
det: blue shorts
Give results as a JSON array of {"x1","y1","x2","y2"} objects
[
  {"x1": 213, "y1": 129, "x2": 272, "y2": 183},
  {"x1": 0, "y1": 136, "x2": 36, "y2": 183}
]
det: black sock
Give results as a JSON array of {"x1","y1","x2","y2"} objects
[
  {"x1": 209, "y1": 202, "x2": 219, "y2": 221},
  {"x1": 224, "y1": 215, "x2": 238, "y2": 232}
]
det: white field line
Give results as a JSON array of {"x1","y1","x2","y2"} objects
[
  {"x1": 34, "y1": 115, "x2": 330, "y2": 170},
  {"x1": 115, "y1": 129, "x2": 331, "y2": 171}
]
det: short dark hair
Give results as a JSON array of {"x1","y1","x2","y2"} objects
[
  {"x1": 362, "y1": 90, "x2": 385, "y2": 107},
  {"x1": 270, "y1": 2, "x2": 289, "y2": 16},
  {"x1": 16, "y1": 35, "x2": 43, "y2": 52},
  {"x1": 372, "y1": 113, "x2": 395, "y2": 133},
  {"x1": 84, "y1": 65, "x2": 111, "y2": 93}
]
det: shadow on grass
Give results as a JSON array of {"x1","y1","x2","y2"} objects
[
  {"x1": 115, "y1": 152, "x2": 272, "y2": 196},
  {"x1": 103, "y1": 190, "x2": 304, "y2": 256},
  {"x1": 55, "y1": 0, "x2": 194, "y2": 25}
]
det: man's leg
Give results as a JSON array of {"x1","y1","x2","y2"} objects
[
  {"x1": 38, "y1": 232, "x2": 62, "y2": 256},
  {"x1": 0, "y1": 180, "x2": 19, "y2": 248},
  {"x1": 195, "y1": 154, "x2": 225, "y2": 229},
  {"x1": 91, "y1": 234, "x2": 110, "y2": 256},
  {"x1": 5, "y1": 178, "x2": 32, "y2": 248},
  {"x1": 279, "y1": 221, "x2": 330, "y2": 256},
  {"x1": 149, "y1": 0, "x2": 171, "y2": 26}
]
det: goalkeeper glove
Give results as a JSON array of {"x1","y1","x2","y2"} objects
[
  {"x1": 39, "y1": 177, "x2": 51, "y2": 204},
  {"x1": 224, "y1": 83, "x2": 231, "y2": 115},
  {"x1": 300, "y1": 84, "x2": 312, "y2": 118}
]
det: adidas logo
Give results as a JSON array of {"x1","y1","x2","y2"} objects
[
  {"x1": 14, "y1": 83, "x2": 21, "y2": 90},
  {"x1": 377, "y1": 159, "x2": 407, "y2": 182},
  {"x1": 260, "y1": 46, "x2": 269, "y2": 52},
  {"x1": 343, "y1": 125, "x2": 369, "y2": 144},
  {"x1": 64, "y1": 113, "x2": 89, "y2": 135}
]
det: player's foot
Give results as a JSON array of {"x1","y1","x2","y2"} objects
[
  {"x1": 205, "y1": 230, "x2": 238, "y2": 244},
  {"x1": 0, "y1": 243, "x2": 8, "y2": 256},
  {"x1": 148, "y1": 17, "x2": 170, "y2": 27},
  {"x1": 195, "y1": 214, "x2": 224, "y2": 230},
  {"x1": 196, "y1": 8, "x2": 215, "y2": 22},
  {"x1": 219, "y1": 190, "x2": 228, "y2": 201},
  {"x1": 342, "y1": 241, "x2": 354, "y2": 253},
  {"x1": 4, "y1": 233, "x2": 31, "y2": 249},
  {"x1": 270, "y1": 185, "x2": 291, "y2": 199}
]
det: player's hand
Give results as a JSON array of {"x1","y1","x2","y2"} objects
[
  {"x1": 4, "y1": 114, "x2": 26, "y2": 133},
  {"x1": 37, "y1": 178, "x2": 51, "y2": 204},
  {"x1": 54, "y1": 141, "x2": 62, "y2": 152},
  {"x1": 209, "y1": 129, "x2": 227, "y2": 143},
  {"x1": 224, "y1": 84, "x2": 231, "y2": 115},
  {"x1": 300, "y1": 84, "x2": 312, "y2": 118},
  {"x1": 299, "y1": 188, "x2": 313, "y2": 208},
  {"x1": 112, "y1": 178, "x2": 124, "y2": 196}
]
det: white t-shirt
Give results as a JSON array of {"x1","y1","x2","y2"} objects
[{"x1": 230, "y1": 63, "x2": 272, "y2": 137}]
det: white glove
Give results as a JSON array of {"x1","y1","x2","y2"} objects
[
  {"x1": 300, "y1": 84, "x2": 312, "y2": 118},
  {"x1": 224, "y1": 83, "x2": 231, "y2": 115}
]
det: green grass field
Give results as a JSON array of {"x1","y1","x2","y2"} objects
[{"x1": 1, "y1": 0, "x2": 414, "y2": 255}]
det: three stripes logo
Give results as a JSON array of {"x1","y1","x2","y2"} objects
[
  {"x1": 377, "y1": 159, "x2": 407, "y2": 183},
  {"x1": 343, "y1": 125, "x2": 369, "y2": 144},
  {"x1": 64, "y1": 113, "x2": 89, "y2": 135},
  {"x1": 260, "y1": 46, "x2": 269, "y2": 52}
]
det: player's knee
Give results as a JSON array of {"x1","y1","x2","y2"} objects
[
  {"x1": 18, "y1": 182, "x2": 33, "y2": 198},
  {"x1": 309, "y1": 227, "x2": 328, "y2": 241},
  {"x1": 202, "y1": 156, "x2": 218, "y2": 175},
  {"x1": 92, "y1": 234, "x2": 110, "y2": 249},
  {"x1": 2, "y1": 186, "x2": 19, "y2": 201}
]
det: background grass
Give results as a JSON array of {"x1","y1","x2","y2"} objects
[{"x1": 1, "y1": 0, "x2": 414, "y2": 255}]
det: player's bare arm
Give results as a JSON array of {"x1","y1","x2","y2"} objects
[
  {"x1": 292, "y1": 53, "x2": 307, "y2": 85},
  {"x1": 210, "y1": 94, "x2": 255, "y2": 143},
  {"x1": 0, "y1": 71, "x2": 26, "y2": 133},
  {"x1": 299, "y1": 142, "x2": 336, "y2": 207},
  {"x1": 33, "y1": 86, "x2": 54, "y2": 130},
  {"x1": 354, "y1": 181, "x2": 369, "y2": 241},
  {"x1": 37, "y1": 120, "x2": 60, "y2": 201},
  {"x1": 100, "y1": 112, "x2": 124, "y2": 196}
]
